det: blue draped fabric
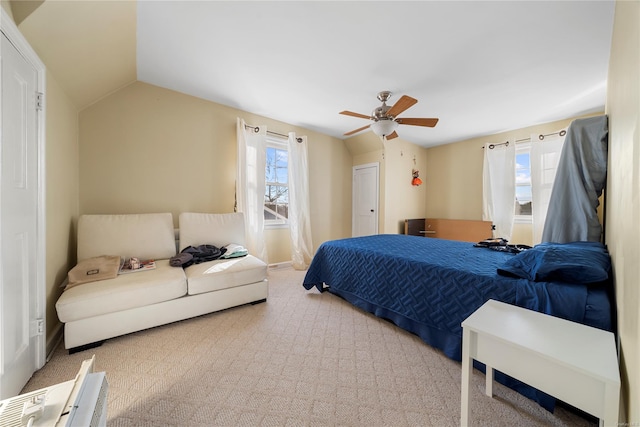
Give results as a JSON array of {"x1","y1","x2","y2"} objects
[{"x1": 542, "y1": 115, "x2": 608, "y2": 243}]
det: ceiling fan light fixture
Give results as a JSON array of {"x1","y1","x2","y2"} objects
[{"x1": 370, "y1": 119, "x2": 398, "y2": 138}]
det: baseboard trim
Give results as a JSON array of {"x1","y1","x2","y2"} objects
[
  {"x1": 46, "y1": 322, "x2": 64, "y2": 362},
  {"x1": 268, "y1": 261, "x2": 293, "y2": 270}
]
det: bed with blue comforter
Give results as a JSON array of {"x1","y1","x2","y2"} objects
[{"x1": 302, "y1": 234, "x2": 614, "y2": 411}]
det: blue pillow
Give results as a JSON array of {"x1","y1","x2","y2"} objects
[{"x1": 497, "y1": 241, "x2": 611, "y2": 284}]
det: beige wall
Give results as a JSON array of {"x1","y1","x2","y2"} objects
[
  {"x1": 606, "y1": 1, "x2": 639, "y2": 423},
  {"x1": 79, "y1": 81, "x2": 352, "y2": 264},
  {"x1": 43, "y1": 71, "x2": 79, "y2": 347},
  {"x1": 425, "y1": 115, "x2": 602, "y2": 246},
  {"x1": 14, "y1": 0, "x2": 136, "y2": 110},
  {"x1": 347, "y1": 132, "x2": 429, "y2": 235},
  {"x1": 264, "y1": 228, "x2": 291, "y2": 265},
  {"x1": 1, "y1": 0, "x2": 13, "y2": 20},
  {"x1": 5, "y1": 0, "x2": 43, "y2": 25},
  {"x1": 382, "y1": 138, "x2": 428, "y2": 234}
]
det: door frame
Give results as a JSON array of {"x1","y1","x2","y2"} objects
[
  {"x1": 1, "y1": 8, "x2": 47, "y2": 376},
  {"x1": 352, "y1": 162, "x2": 379, "y2": 237}
]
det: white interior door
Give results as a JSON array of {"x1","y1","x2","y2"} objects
[
  {"x1": 1, "y1": 26, "x2": 45, "y2": 399},
  {"x1": 352, "y1": 163, "x2": 379, "y2": 237}
]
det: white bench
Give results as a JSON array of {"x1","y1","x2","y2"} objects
[{"x1": 460, "y1": 299, "x2": 620, "y2": 427}]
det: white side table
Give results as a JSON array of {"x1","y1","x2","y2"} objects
[{"x1": 460, "y1": 299, "x2": 619, "y2": 427}]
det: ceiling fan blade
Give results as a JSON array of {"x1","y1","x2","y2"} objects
[
  {"x1": 340, "y1": 110, "x2": 371, "y2": 120},
  {"x1": 387, "y1": 95, "x2": 418, "y2": 118},
  {"x1": 385, "y1": 131, "x2": 399, "y2": 140},
  {"x1": 396, "y1": 117, "x2": 439, "y2": 127},
  {"x1": 344, "y1": 124, "x2": 371, "y2": 136}
]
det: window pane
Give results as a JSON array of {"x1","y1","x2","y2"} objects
[
  {"x1": 264, "y1": 205, "x2": 276, "y2": 220},
  {"x1": 275, "y1": 149, "x2": 288, "y2": 184},
  {"x1": 265, "y1": 141, "x2": 289, "y2": 224},
  {"x1": 266, "y1": 147, "x2": 276, "y2": 182},
  {"x1": 265, "y1": 186, "x2": 288, "y2": 203},
  {"x1": 276, "y1": 203, "x2": 288, "y2": 219},
  {"x1": 515, "y1": 185, "x2": 532, "y2": 215},
  {"x1": 516, "y1": 185, "x2": 532, "y2": 201},
  {"x1": 515, "y1": 153, "x2": 531, "y2": 185},
  {"x1": 266, "y1": 147, "x2": 288, "y2": 184},
  {"x1": 515, "y1": 151, "x2": 532, "y2": 216}
]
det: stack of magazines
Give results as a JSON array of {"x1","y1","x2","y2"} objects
[{"x1": 119, "y1": 257, "x2": 156, "y2": 274}]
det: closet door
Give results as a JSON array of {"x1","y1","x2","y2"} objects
[
  {"x1": 352, "y1": 163, "x2": 379, "y2": 237},
  {"x1": 0, "y1": 17, "x2": 46, "y2": 399}
]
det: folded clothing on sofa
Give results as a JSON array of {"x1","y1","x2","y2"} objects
[
  {"x1": 221, "y1": 243, "x2": 248, "y2": 259},
  {"x1": 66, "y1": 255, "x2": 121, "y2": 289},
  {"x1": 170, "y1": 252, "x2": 194, "y2": 267},
  {"x1": 172, "y1": 244, "x2": 227, "y2": 267}
]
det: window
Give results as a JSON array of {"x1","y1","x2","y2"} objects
[
  {"x1": 264, "y1": 137, "x2": 289, "y2": 227},
  {"x1": 515, "y1": 143, "x2": 532, "y2": 221}
]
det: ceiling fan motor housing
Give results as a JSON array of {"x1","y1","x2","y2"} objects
[
  {"x1": 373, "y1": 91, "x2": 393, "y2": 120},
  {"x1": 373, "y1": 105, "x2": 392, "y2": 120}
]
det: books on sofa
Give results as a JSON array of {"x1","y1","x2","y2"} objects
[{"x1": 119, "y1": 257, "x2": 156, "y2": 274}]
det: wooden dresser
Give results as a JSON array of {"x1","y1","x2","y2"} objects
[{"x1": 404, "y1": 218, "x2": 493, "y2": 243}]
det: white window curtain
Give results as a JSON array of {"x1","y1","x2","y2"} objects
[
  {"x1": 530, "y1": 131, "x2": 566, "y2": 245},
  {"x1": 482, "y1": 142, "x2": 515, "y2": 240},
  {"x1": 236, "y1": 118, "x2": 267, "y2": 263},
  {"x1": 287, "y1": 133, "x2": 313, "y2": 270}
]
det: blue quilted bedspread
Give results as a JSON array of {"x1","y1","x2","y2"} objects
[{"x1": 302, "y1": 234, "x2": 613, "y2": 411}]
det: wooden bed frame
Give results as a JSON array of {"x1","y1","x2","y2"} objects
[{"x1": 404, "y1": 218, "x2": 493, "y2": 243}]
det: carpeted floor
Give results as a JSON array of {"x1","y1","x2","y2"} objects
[{"x1": 23, "y1": 267, "x2": 596, "y2": 426}]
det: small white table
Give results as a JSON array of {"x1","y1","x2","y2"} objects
[{"x1": 460, "y1": 299, "x2": 620, "y2": 427}]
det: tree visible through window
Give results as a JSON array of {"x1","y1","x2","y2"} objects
[
  {"x1": 264, "y1": 141, "x2": 289, "y2": 225},
  {"x1": 515, "y1": 147, "x2": 532, "y2": 217}
]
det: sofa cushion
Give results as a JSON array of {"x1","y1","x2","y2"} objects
[
  {"x1": 185, "y1": 255, "x2": 267, "y2": 296},
  {"x1": 179, "y1": 212, "x2": 246, "y2": 251},
  {"x1": 56, "y1": 260, "x2": 187, "y2": 322},
  {"x1": 77, "y1": 213, "x2": 176, "y2": 262}
]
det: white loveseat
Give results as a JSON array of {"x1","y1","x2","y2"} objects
[{"x1": 55, "y1": 212, "x2": 268, "y2": 351}]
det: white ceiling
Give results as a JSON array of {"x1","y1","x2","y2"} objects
[
  {"x1": 137, "y1": 1, "x2": 615, "y2": 148},
  {"x1": 16, "y1": 1, "x2": 614, "y2": 148}
]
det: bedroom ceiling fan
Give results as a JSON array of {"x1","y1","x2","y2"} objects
[{"x1": 340, "y1": 91, "x2": 439, "y2": 140}]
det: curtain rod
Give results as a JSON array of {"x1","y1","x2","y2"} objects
[
  {"x1": 486, "y1": 141, "x2": 510, "y2": 149},
  {"x1": 515, "y1": 129, "x2": 567, "y2": 143},
  {"x1": 483, "y1": 129, "x2": 567, "y2": 149},
  {"x1": 244, "y1": 124, "x2": 302, "y2": 143}
]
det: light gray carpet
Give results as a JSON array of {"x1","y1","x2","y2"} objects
[{"x1": 23, "y1": 267, "x2": 595, "y2": 426}]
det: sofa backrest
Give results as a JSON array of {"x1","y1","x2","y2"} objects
[
  {"x1": 179, "y1": 212, "x2": 246, "y2": 251},
  {"x1": 77, "y1": 213, "x2": 177, "y2": 262}
]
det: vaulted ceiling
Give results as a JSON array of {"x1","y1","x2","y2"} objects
[{"x1": 15, "y1": 1, "x2": 615, "y2": 147}]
